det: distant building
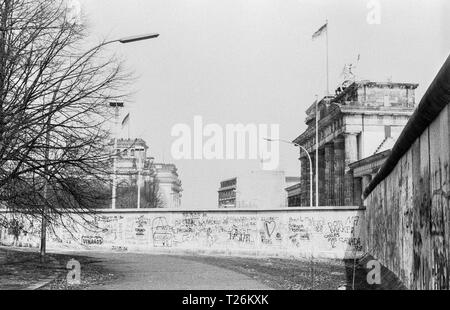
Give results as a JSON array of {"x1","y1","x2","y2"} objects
[
  {"x1": 285, "y1": 176, "x2": 301, "y2": 188},
  {"x1": 286, "y1": 183, "x2": 302, "y2": 207},
  {"x1": 218, "y1": 171, "x2": 299, "y2": 209},
  {"x1": 153, "y1": 163, "x2": 183, "y2": 209},
  {"x1": 115, "y1": 138, "x2": 151, "y2": 172},
  {"x1": 113, "y1": 138, "x2": 154, "y2": 209},
  {"x1": 218, "y1": 178, "x2": 237, "y2": 209},
  {"x1": 293, "y1": 80, "x2": 418, "y2": 206},
  {"x1": 112, "y1": 138, "x2": 182, "y2": 209}
]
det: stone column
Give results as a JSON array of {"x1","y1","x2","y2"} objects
[
  {"x1": 353, "y1": 177, "x2": 362, "y2": 207},
  {"x1": 344, "y1": 133, "x2": 358, "y2": 206},
  {"x1": 324, "y1": 143, "x2": 334, "y2": 206},
  {"x1": 334, "y1": 136, "x2": 345, "y2": 206},
  {"x1": 300, "y1": 157, "x2": 309, "y2": 207},
  {"x1": 310, "y1": 152, "x2": 316, "y2": 207},
  {"x1": 344, "y1": 170, "x2": 355, "y2": 206},
  {"x1": 318, "y1": 148, "x2": 326, "y2": 206}
]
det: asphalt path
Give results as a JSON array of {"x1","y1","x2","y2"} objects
[{"x1": 68, "y1": 251, "x2": 272, "y2": 290}]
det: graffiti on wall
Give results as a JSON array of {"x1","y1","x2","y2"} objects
[
  {"x1": 323, "y1": 216, "x2": 362, "y2": 251},
  {"x1": 260, "y1": 218, "x2": 282, "y2": 245},
  {"x1": 152, "y1": 217, "x2": 173, "y2": 247},
  {"x1": 0, "y1": 209, "x2": 364, "y2": 258},
  {"x1": 287, "y1": 215, "x2": 362, "y2": 251},
  {"x1": 135, "y1": 216, "x2": 148, "y2": 237},
  {"x1": 288, "y1": 217, "x2": 315, "y2": 246},
  {"x1": 170, "y1": 213, "x2": 257, "y2": 247},
  {"x1": 81, "y1": 235, "x2": 104, "y2": 245}
]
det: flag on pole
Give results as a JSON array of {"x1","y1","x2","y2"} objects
[
  {"x1": 312, "y1": 22, "x2": 328, "y2": 40},
  {"x1": 312, "y1": 19, "x2": 330, "y2": 94},
  {"x1": 121, "y1": 113, "x2": 130, "y2": 129}
]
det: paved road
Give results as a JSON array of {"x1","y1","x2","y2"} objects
[{"x1": 68, "y1": 251, "x2": 272, "y2": 290}]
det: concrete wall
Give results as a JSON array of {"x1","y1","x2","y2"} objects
[
  {"x1": 0, "y1": 207, "x2": 365, "y2": 259},
  {"x1": 365, "y1": 104, "x2": 450, "y2": 289}
]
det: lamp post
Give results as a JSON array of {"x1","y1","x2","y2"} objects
[
  {"x1": 137, "y1": 156, "x2": 142, "y2": 209},
  {"x1": 117, "y1": 33, "x2": 159, "y2": 44},
  {"x1": 263, "y1": 138, "x2": 313, "y2": 208},
  {"x1": 265, "y1": 137, "x2": 316, "y2": 288},
  {"x1": 315, "y1": 95, "x2": 319, "y2": 208}
]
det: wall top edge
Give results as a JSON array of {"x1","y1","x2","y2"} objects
[{"x1": 0, "y1": 207, "x2": 365, "y2": 215}]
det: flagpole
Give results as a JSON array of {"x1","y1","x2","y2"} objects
[
  {"x1": 326, "y1": 19, "x2": 329, "y2": 95},
  {"x1": 315, "y1": 95, "x2": 319, "y2": 208},
  {"x1": 311, "y1": 19, "x2": 329, "y2": 207}
]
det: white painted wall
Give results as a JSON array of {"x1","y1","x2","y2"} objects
[{"x1": 0, "y1": 207, "x2": 365, "y2": 259}]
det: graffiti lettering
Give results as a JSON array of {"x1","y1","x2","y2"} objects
[
  {"x1": 229, "y1": 226, "x2": 252, "y2": 243},
  {"x1": 152, "y1": 217, "x2": 173, "y2": 247},
  {"x1": 81, "y1": 236, "x2": 103, "y2": 245}
]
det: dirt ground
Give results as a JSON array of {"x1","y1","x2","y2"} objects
[{"x1": 0, "y1": 247, "x2": 119, "y2": 290}]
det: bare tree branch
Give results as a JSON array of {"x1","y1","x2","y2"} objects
[{"x1": 0, "y1": 0, "x2": 133, "y2": 229}]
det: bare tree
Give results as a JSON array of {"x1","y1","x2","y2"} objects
[
  {"x1": 0, "y1": 0, "x2": 131, "y2": 259},
  {"x1": 144, "y1": 176, "x2": 165, "y2": 209}
]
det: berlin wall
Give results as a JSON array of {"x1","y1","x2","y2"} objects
[
  {"x1": 364, "y1": 55, "x2": 450, "y2": 289},
  {"x1": 0, "y1": 207, "x2": 365, "y2": 259}
]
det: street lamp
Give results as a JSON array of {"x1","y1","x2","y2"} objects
[
  {"x1": 264, "y1": 137, "x2": 316, "y2": 287},
  {"x1": 118, "y1": 33, "x2": 159, "y2": 44},
  {"x1": 136, "y1": 155, "x2": 143, "y2": 210},
  {"x1": 263, "y1": 138, "x2": 313, "y2": 208}
]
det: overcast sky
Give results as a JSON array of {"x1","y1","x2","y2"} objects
[{"x1": 78, "y1": 0, "x2": 449, "y2": 209}]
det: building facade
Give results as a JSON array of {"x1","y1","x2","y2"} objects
[
  {"x1": 113, "y1": 138, "x2": 155, "y2": 209},
  {"x1": 286, "y1": 183, "x2": 301, "y2": 207},
  {"x1": 153, "y1": 163, "x2": 183, "y2": 209},
  {"x1": 112, "y1": 138, "x2": 182, "y2": 209},
  {"x1": 218, "y1": 178, "x2": 238, "y2": 208},
  {"x1": 348, "y1": 149, "x2": 391, "y2": 206},
  {"x1": 293, "y1": 81, "x2": 418, "y2": 206}
]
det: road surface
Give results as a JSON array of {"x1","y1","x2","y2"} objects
[{"x1": 67, "y1": 251, "x2": 272, "y2": 290}]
